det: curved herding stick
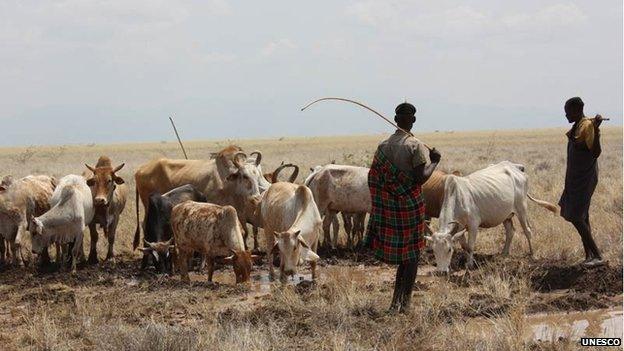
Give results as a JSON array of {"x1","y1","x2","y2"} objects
[{"x1": 301, "y1": 97, "x2": 432, "y2": 150}]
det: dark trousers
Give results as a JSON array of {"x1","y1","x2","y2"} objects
[{"x1": 390, "y1": 253, "x2": 419, "y2": 313}]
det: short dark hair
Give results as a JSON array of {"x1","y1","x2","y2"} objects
[
  {"x1": 395, "y1": 102, "x2": 416, "y2": 117},
  {"x1": 565, "y1": 97, "x2": 584, "y2": 110}
]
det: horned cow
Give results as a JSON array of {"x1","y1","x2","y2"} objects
[
  {"x1": 83, "y1": 156, "x2": 128, "y2": 264},
  {"x1": 426, "y1": 161, "x2": 558, "y2": 272},
  {"x1": 261, "y1": 182, "x2": 321, "y2": 281},
  {"x1": 140, "y1": 184, "x2": 207, "y2": 272},
  {"x1": 133, "y1": 146, "x2": 262, "y2": 251}
]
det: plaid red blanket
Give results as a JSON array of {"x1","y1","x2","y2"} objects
[{"x1": 364, "y1": 149, "x2": 426, "y2": 264}]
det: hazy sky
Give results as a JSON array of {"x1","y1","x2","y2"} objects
[{"x1": 1, "y1": 0, "x2": 621, "y2": 146}]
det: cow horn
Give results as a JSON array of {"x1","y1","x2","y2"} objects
[
  {"x1": 85, "y1": 164, "x2": 96, "y2": 173},
  {"x1": 232, "y1": 152, "x2": 247, "y2": 169},
  {"x1": 249, "y1": 151, "x2": 262, "y2": 166},
  {"x1": 288, "y1": 164, "x2": 299, "y2": 183},
  {"x1": 425, "y1": 222, "x2": 434, "y2": 235},
  {"x1": 113, "y1": 163, "x2": 125, "y2": 173},
  {"x1": 144, "y1": 239, "x2": 157, "y2": 250},
  {"x1": 271, "y1": 163, "x2": 298, "y2": 183}
]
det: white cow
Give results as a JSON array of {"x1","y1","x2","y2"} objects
[
  {"x1": 426, "y1": 161, "x2": 557, "y2": 272},
  {"x1": 261, "y1": 182, "x2": 321, "y2": 281},
  {"x1": 304, "y1": 164, "x2": 370, "y2": 248},
  {"x1": 26, "y1": 175, "x2": 95, "y2": 273}
]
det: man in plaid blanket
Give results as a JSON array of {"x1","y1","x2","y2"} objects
[{"x1": 364, "y1": 102, "x2": 441, "y2": 313}]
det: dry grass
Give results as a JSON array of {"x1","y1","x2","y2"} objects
[{"x1": 0, "y1": 127, "x2": 621, "y2": 350}]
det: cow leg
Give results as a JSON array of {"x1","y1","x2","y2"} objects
[
  {"x1": 322, "y1": 214, "x2": 333, "y2": 249},
  {"x1": 54, "y1": 243, "x2": 62, "y2": 265},
  {"x1": 0, "y1": 239, "x2": 5, "y2": 266},
  {"x1": 178, "y1": 251, "x2": 190, "y2": 282},
  {"x1": 252, "y1": 226, "x2": 259, "y2": 251},
  {"x1": 331, "y1": 211, "x2": 339, "y2": 248},
  {"x1": 502, "y1": 218, "x2": 515, "y2": 256},
  {"x1": 516, "y1": 212, "x2": 534, "y2": 257},
  {"x1": 205, "y1": 257, "x2": 214, "y2": 282},
  {"x1": 87, "y1": 223, "x2": 99, "y2": 265},
  {"x1": 105, "y1": 219, "x2": 118, "y2": 262},
  {"x1": 466, "y1": 225, "x2": 478, "y2": 269},
  {"x1": 242, "y1": 224, "x2": 250, "y2": 251},
  {"x1": 342, "y1": 213, "x2": 353, "y2": 249},
  {"x1": 72, "y1": 234, "x2": 85, "y2": 274},
  {"x1": 10, "y1": 241, "x2": 23, "y2": 267}
]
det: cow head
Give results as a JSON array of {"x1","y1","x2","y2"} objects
[
  {"x1": 225, "y1": 152, "x2": 261, "y2": 199},
  {"x1": 140, "y1": 239, "x2": 174, "y2": 272},
  {"x1": 425, "y1": 222, "x2": 466, "y2": 273},
  {"x1": 84, "y1": 162, "x2": 125, "y2": 208},
  {"x1": 272, "y1": 230, "x2": 319, "y2": 279},
  {"x1": 28, "y1": 217, "x2": 48, "y2": 254},
  {"x1": 222, "y1": 249, "x2": 259, "y2": 283},
  {"x1": 244, "y1": 151, "x2": 271, "y2": 193}
]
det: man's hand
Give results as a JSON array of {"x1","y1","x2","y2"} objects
[
  {"x1": 593, "y1": 114, "x2": 603, "y2": 129},
  {"x1": 429, "y1": 148, "x2": 441, "y2": 163}
]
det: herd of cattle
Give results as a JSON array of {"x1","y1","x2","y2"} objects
[{"x1": 0, "y1": 145, "x2": 558, "y2": 283}]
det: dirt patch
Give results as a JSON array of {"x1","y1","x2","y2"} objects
[
  {"x1": 316, "y1": 246, "x2": 381, "y2": 266},
  {"x1": 530, "y1": 262, "x2": 622, "y2": 295},
  {"x1": 527, "y1": 292, "x2": 610, "y2": 313}
]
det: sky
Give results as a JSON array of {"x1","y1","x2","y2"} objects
[{"x1": 0, "y1": 0, "x2": 622, "y2": 146}]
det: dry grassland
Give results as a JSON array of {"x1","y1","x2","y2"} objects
[{"x1": 0, "y1": 127, "x2": 622, "y2": 350}]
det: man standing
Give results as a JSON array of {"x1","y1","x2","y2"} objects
[
  {"x1": 364, "y1": 102, "x2": 441, "y2": 313},
  {"x1": 559, "y1": 97, "x2": 604, "y2": 267}
]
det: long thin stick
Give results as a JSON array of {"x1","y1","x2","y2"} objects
[
  {"x1": 169, "y1": 116, "x2": 188, "y2": 160},
  {"x1": 301, "y1": 97, "x2": 432, "y2": 150}
]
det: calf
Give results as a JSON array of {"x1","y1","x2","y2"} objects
[
  {"x1": 140, "y1": 184, "x2": 207, "y2": 272},
  {"x1": 261, "y1": 182, "x2": 321, "y2": 281},
  {"x1": 83, "y1": 156, "x2": 128, "y2": 264},
  {"x1": 28, "y1": 175, "x2": 94, "y2": 273},
  {"x1": 171, "y1": 201, "x2": 256, "y2": 283},
  {"x1": 426, "y1": 161, "x2": 558, "y2": 272},
  {"x1": 1, "y1": 175, "x2": 56, "y2": 266}
]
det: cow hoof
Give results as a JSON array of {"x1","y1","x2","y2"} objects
[{"x1": 87, "y1": 256, "x2": 98, "y2": 265}]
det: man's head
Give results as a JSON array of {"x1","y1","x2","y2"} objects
[
  {"x1": 564, "y1": 97, "x2": 584, "y2": 123},
  {"x1": 394, "y1": 102, "x2": 416, "y2": 131}
]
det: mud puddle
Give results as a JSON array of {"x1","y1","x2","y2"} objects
[{"x1": 528, "y1": 307, "x2": 623, "y2": 341}]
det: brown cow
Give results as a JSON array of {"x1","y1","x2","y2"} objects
[
  {"x1": 171, "y1": 201, "x2": 257, "y2": 283},
  {"x1": 83, "y1": 156, "x2": 128, "y2": 263},
  {"x1": 1, "y1": 175, "x2": 56, "y2": 266},
  {"x1": 133, "y1": 146, "x2": 263, "y2": 251}
]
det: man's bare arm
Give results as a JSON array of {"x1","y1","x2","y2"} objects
[{"x1": 413, "y1": 148, "x2": 441, "y2": 184}]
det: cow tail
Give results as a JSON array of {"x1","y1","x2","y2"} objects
[
  {"x1": 133, "y1": 186, "x2": 140, "y2": 250},
  {"x1": 527, "y1": 194, "x2": 558, "y2": 214}
]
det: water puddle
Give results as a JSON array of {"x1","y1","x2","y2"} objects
[{"x1": 528, "y1": 308, "x2": 623, "y2": 341}]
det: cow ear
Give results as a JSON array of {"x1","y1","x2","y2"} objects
[
  {"x1": 293, "y1": 230, "x2": 301, "y2": 237},
  {"x1": 86, "y1": 178, "x2": 96, "y2": 187},
  {"x1": 301, "y1": 247, "x2": 319, "y2": 262},
  {"x1": 0, "y1": 185, "x2": 6, "y2": 192},
  {"x1": 451, "y1": 230, "x2": 466, "y2": 242},
  {"x1": 271, "y1": 242, "x2": 280, "y2": 254},
  {"x1": 112, "y1": 163, "x2": 125, "y2": 173},
  {"x1": 113, "y1": 176, "x2": 125, "y2": 185},
  {"x1": 297, "y1": 235, "x2": 310, "y2": 249}
]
